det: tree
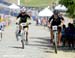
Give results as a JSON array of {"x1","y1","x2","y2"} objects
[{"x1": 59, "y1": 0, "x2": 75, "y2": 18}]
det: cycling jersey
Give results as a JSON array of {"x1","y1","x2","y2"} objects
[
  {"x1": 17, "y1": 12, "x2": 30, "y2": 24},
  {"x1": 49, "y1": 15, "x2": 64, "y2": 26}
]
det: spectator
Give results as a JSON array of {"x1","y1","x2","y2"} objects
[
  {"x1": 0, "y1": 15, "x2": 3, "y2": 22},
  {"x1": 42, "y1": 17, "x2": 47, "y2": 27},
  {"x1": 65, "y1": 23, "x2": 75, "y2": 48},
  {"x1": 61, "y1": 24, "x2": 66, "y2": 46}
]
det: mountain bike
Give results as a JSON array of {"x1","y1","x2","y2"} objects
[
  {"x1": 52, "y1": 25, "x2": 58, "y2": 54},
  {"x1": 16, "y1": 22, "x2": 31, "y2": 49}
]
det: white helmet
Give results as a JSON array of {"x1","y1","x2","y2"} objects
[{"x1": 20, "y1": 7, "x2": 26, "y2": 12}]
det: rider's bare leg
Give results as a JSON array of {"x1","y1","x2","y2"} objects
[
  {"x1": 50, "y1": 29, "x2": 53, "y2": 43},
  {"x1": 58, "y1": 30, "x2": 62, "y2": 46},
  {"x1": 19, "y1": 25, "x2": 22, "y2": 34},
  {"x1": 25, "y1": 28, "x2": 28, "y2": 41},
  {"x1": 26, "y1": 32, "x2": 28, "y2": 41}
]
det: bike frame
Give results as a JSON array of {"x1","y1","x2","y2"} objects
[{"x1": 20, "y1": 23, "x2": 26, "y2": 40}]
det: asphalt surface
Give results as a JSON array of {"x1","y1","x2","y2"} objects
[{"x1": 0, "y1": 20, "x2": 75, "y2": 58}]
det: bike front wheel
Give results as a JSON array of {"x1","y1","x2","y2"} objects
[
  {"x1": 53, "y1": 31, "x2": 58, "y2": 54},
  {"x1": 53, "y1": 42, "x2": 57, "y2": 54}
]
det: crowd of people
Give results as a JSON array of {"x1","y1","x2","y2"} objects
[
  {"x1": 0, "y1": 14, "x2": 11, "y2": 31},
  {"x1": 61, "y1": 23, "x2": 75, "y2": 48}
]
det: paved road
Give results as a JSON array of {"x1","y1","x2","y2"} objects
[{"x1": 0, "y1": 21, "x2": 75, "y2": 58}]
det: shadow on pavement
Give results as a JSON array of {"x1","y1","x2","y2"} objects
[
  {"x1": 28, "y1": 43, "x2": 51, "y2": 47},
  {"x1": 29, "y1": 37, "x2": 54, "y2": 53},
  {"x1": 11, "y1": 46, "x2": 23, "y2": 49},
  {"x1": 29, "y1": 37, "x2": 75, "y2": 53},
  {"x1": 45, "y1": 51, "x2": 54, "y2": 53},
  {"x1": 29, "y1": 37, "x2": 51, "y2": 47},
  {"x1": 30, "y1": 37, "x2": 50, "y2": 40}
]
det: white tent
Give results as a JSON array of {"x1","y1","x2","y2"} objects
[
  {"x1": 60, "y1": 5, "x2": 68, "y2": 11},
  {"x1": 8, "y1": 3, "x2": 20, "y2": 16},
  {"x1": 9, "y1": 3, "x2": 20, "y2": 10},
  {"x1": 38, "y1": 7, "x2": 53, "y2": 17},
  {"x1": 55, "y1": 4, "x2": 68, "y2": 11},
  {"x1": 55, "y1": 4, "x2": 61, "y2": 9}
]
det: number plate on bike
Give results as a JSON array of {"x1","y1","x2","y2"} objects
[
  {"x1": 52, "y1": 26, "x2": 57, "y2": 31},
  {"x1": 21, "y1": 23, "x2": 27, "y2": 26}
]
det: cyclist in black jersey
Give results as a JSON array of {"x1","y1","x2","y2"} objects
[
  {"x1": 16, "y1": 7, "x2": 31, "y2": 40},
  {"x1": 48, "y1": 10, "x2": 64, "y2": 46}
]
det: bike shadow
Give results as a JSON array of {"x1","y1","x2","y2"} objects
[
  {"x1": 29, "y1": 37, "x2": 75, "y2": 53},
  {"x1": 29, "y1": 37, "x2": 54, "y2": 53},
  {"x1": 10, "y1": 46, "x2": 23, "y2": 49}
]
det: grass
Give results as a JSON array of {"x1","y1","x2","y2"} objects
[
  {"x1": 20, "y1": 0, "x2": 55, "y2": 7},
  {"x1": 5, "y1": 0, "x2": 58, "y2": 7}
]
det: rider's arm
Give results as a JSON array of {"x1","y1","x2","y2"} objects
[
  {"x1": 17, "y1": 13, "x2": 21, "y2": 19},
  {"x1": 48, "y1": 15, "x2": 54, "y2": 27},
  {"x1": 16, "y1": 14, "x2": 21, "y2": 24},
  {"x1": 48, "y1": 15, "x2": 54, "y2": 23},
  {"x1": 27, "y1": 14, "x2": 31, "y2": 19},
  {"x1": 26, "y1": 14, "x2": 31, "y2": 24},
  {"x1": 60, "y1": 17, "x2": 64, "y2": 26}
]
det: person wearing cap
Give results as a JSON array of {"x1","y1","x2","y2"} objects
[
  {"x1": 48, "y1": 10, "x2": 64, "y2": 46},
  {"x1": 16, "y1": 7, "x2": 31, "y2": 41}
]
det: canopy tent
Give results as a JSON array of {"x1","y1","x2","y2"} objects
[
  {"x1": 55, "y1": 4, "x2": 68, "y2": 11},
  {"x1": 8, "y1": 3, "x2": 20, "y2": 9},
  {"x1": 38, "y1": 7, "x2": 53, "y2": 17},
  {"x1": 8, "y1": 3, "x2": 20, "y2": 16},
  {"x1": 0, "y1": 3, "x2": 9, "y2": 8},
  {"x1": 60, "y1": 5, "x2": 68, "y2": 11}
]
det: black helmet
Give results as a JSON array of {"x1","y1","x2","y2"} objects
[{"x1": 53, "y1": 10, "x2": 59, "y2": 15}]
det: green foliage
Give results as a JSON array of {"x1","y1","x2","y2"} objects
[
  {"x1": 20, "y1": 0, "x2": 55, "y2": 7},
  {"x1": 59, "y1": 0, "x2": 75, "y2": 18}
]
